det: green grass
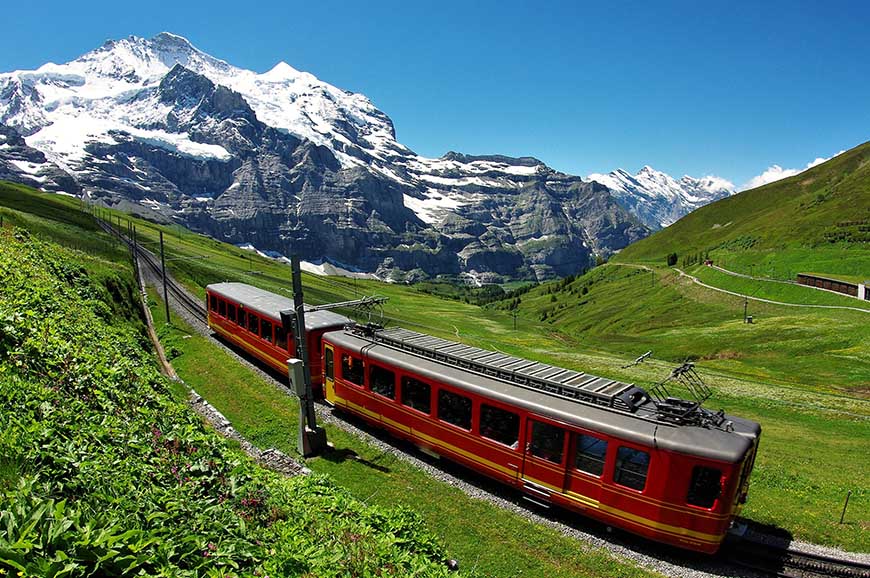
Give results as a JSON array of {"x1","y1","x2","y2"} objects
[
  {"x1": 0, "y1": 231, "x2": 464, "y2": 577},
  {"x1": 0, "y1": 182, "x2": 130, "y2": 264},
  {"x1": 709, "y1": 247, "x2": 870, "y2": 285},
  {"x1": 801, "y1": 271, "x2": 868, "y2": 284},
  {"x1": 149, "y1": 292, "x2": 659, "y2": 578},
  {"x1": 0, "y1": 181, "x2": 92, "y2": 229},
  {"x1": 489, "y1": 263, "x2": 870, "y2": 396}
]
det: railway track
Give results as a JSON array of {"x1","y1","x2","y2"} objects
[
  {"x1": 727, "y1": 538, "x2": 870, "y2": 577},
  {"x1": 135, "y1": 245, "x2": 208, "y2": 320},
  {"x1": 97, "y1": 218, "x2": 208, "y2": 321}
]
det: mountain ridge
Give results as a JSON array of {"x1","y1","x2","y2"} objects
[
  {"x1": 0, "y1": 32, "x2": 676, "y2": 280},
  {"x1": 588, "y1": 165, "x2": 735, "y2": 229}
]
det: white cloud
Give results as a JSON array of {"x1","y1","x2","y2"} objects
[
  {"x1": 742, "y1": 150, "x2": 846, "y2": 191},
  {"x1": 743, "y1": 165, "x2": 800, "y2": 190}
]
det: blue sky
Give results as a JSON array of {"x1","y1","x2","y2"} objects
[{"x1": 3, "y1": 0, "x2": 868, "y2": 187}]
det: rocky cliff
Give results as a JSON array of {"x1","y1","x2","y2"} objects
[{"x1": 0, "y1": 33, "x2": 649, "y2": 281}]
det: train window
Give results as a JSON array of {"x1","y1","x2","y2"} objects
[
  {"x1": 209, "y1": 294, "x2": 218, "y2": 311},
  {"x1": 341, "y1": 354, "x2": 364, "y2": 387},
  {"x1": 261, "y1": 319, "x2": 273, "y2": 343},
  {"x1": 401, "y1": 376, "x2": 431, "y2": 414},
  {"x1": 480, "y1": 404, "x2": 519, "y2": 447},
  {"x1": 370, "y1": 365, "x2": 396, "y2": 399},
  {"x1": 614, "y1": 447, "x2": 650, "y2": 491},
  {"x1": 687, "y1": 466, "x2": 722, "y2": 508},
  {"x1": 529, "y1": 420, "x2": 565, "y2": 463},
  {"x1": 218, "y1": 299, "x2": 226, "y2": 317},
  {"x1": 438, "y1": 390, "x2": 471, "y2": 430},
  {"x1": 247, "y1": 312, "x2": 259, "y2": 335},
  {"x1": 575, "y1": 434, "x2": 608, "y2": 476},
  {"x1": 325, "y1": 348, "x2": 334, "y2": 380},
  {"x1": 227, "y1": 303, "x2": 236, "y2": 323},
  {"x1": 276, "y1": 326, "x2": 287, "y2": 350}
]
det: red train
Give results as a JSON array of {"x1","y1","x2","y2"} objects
[
  {"x1": 206, "y1": 282, "x2": 761, "y2": 554},
  {"x1": 205, "y1": 282, "x2": 349, "y2": 395}
]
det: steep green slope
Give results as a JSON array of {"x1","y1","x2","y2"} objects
[
  {"x1": 615, "y1": 140, "x2": 870, "y2": 278},
  {"x1": 0, "y1": 223, "x2": 460, "y2": 577}
]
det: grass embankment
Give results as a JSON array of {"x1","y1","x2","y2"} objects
[
  {"x1": 688, "y1": 265, "x2": 870, "y2": 310},
  {"x1": 0, "y1": 182, "x2": 129, "y2": 263},
  {"x1": 0, "y1": 230, "x2": 464, "y2": 577},
  {"x1": 150, "y1": 293, "x2": 658, "y2": 578},
  {"x1": 710, "y1": 247, "x2": 869, "y2": 284}
]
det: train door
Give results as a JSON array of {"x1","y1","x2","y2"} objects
[
  {"x1": 323, "y1": 344, "x2": 336, "y2": 404},
  {"x1": 521, "y1": 418, "x2": 569, "y2": 502},
  {"x1": 564, "y1": 431, "x2": 607, "y2": 507}
]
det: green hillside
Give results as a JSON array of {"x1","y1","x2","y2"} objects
[
  {"x1": 489, "y1": 263, "x2": 869, "y2": 395},
  {"x1": 615, "y1": 140, "x2": 870, "y2": 280}
]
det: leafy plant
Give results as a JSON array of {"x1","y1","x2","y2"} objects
[{"x1": 0, "y1": 228, "x2": 460, "y2": 577}]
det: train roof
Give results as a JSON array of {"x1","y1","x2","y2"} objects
[
  {"x1": 206, "y1": 282, "x2": 350, "y2": 331},
  {"x1": 324, "y1": 328, "x2": 760, "y2": 463}
]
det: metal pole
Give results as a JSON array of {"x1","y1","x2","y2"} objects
[
  {"x1": 160, "y1": 231, "x2": 170, "y2": 324},
  {"x1": 291, "y1": 255, "x2": 312, "y2": 397},
  {"x1": 743, "y1": 298, "x2": 748, "y2": 323},
  {"x1": 290, "y1": 255, "x2": 327, "y2": 456},
  {"x1": 840, "y1": 490, "x2": 852, "y2": 524},
  {"x1": 132, "y1": 225, "x2": 138, "y2": 275}
]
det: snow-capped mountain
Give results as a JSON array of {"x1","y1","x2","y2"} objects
[
  {"x1": 1, "y1": 33, "x2": 402, "y2": 170},
  {"x1": 0, "y1": 33, "x2": 649, "y2": 281},
  {"x1": 588, "y1": 166, "x2": 735, "y2": 229}
]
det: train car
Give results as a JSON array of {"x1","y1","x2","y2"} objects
[
  {"x1": 322, "y1": 324, "x2": 761, "y2": 554},
  {"x1": 206, "y1": 282, "x2": 349, "y2": 394}
]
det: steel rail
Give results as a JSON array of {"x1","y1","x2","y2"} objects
[{"x1": 727, "y1": 537, "x2": 870, "y2": 577}]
